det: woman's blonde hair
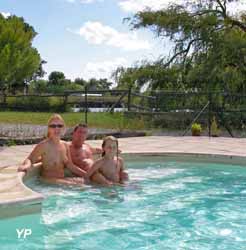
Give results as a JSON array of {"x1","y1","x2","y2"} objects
[{"x1": 47, "y1": 113, "x2": 65, "y2": 138}]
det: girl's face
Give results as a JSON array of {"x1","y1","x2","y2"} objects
[
  {"x1": 48, "y1": 118, "x2": 65, "y2": 138},
  {"x1": 103, "y1": 139, "x2": 117, "y2": 157}
]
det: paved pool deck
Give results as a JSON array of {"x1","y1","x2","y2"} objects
[{"x1": 0, "y1": 136, "x2": 246, "y2": 207}]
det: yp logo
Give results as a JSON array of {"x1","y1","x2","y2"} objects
[{"x1": 16, "y1": 228, "x2": 32, "y2": 239}]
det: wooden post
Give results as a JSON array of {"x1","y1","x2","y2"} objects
[
  {"x1": 85, "y1": 86, "x2": 88, "y2": 124},
  {"x1": 63, "y1": 92, "x2": 68, "y2": 112},
  {"x1": 127, "y1": 87, "x2": 132, "y2": 111}
]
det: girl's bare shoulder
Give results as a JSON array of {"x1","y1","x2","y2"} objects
[{"x1": 117, "y1": 156, "x2": 124, "y2": 163}]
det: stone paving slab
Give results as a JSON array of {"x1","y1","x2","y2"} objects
[{"x1": 0, "y1": 136, "x2": 246, "y2": 207}]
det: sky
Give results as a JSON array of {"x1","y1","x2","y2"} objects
[{"x1": 1, "y1": 0, "x2": 246, "y2": 81}]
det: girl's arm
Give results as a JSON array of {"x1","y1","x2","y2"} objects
[{"x1": 119, "y1": 158, "x2": 129, "y2": 182}]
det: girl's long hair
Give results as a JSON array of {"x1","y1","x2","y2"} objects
[
  {"x1": 101, "y1": 136, "x2": 119, "y2": 164},
  {"x1": 47, "y1": 113, "x2": 65, "y2": 138}
]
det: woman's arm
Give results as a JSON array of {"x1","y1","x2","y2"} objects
[{"x1": 18, "y1": 143, "x2": 44, "y2": 172}]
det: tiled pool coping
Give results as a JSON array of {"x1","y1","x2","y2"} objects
[{"x1": 0, "y1": 136, "x2": 246, "y2": 216}]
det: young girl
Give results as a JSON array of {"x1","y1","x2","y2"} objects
[{"x1": 86, "y1": 136, "x2": 128, "y2": 186}]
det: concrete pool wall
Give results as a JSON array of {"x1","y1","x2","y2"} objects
[{"x1": 0, "y1": 136, "x2": 246, "y2": 218}]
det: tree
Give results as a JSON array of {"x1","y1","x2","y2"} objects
[
  {"x1": 86, "y1": 78, "x2": 113, "y2": 90},
  {"x1": 0, "y1": 14, "x2": 42, "y2": 93},
  {"x1": 48, "y1": 71, "x2": 66, "y2": 85},
  {"x1": 115, "y1": 0, "x2": 246, "y2": 92},
  {"x1": 74, "y1": 77, "x2": 87, "y2": 87}
]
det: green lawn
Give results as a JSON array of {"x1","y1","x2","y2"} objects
[{"x1": 0, "y1": 112, "x2": 147, "y2": 130}]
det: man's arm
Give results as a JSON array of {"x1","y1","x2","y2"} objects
[
  {"x1": 85, "y1": 143, "x2": 100, "y2": 157},
  {"x1": 66, "y1": 161, "x2": 87, "y2": 177},
  {"x1": 85, "y1": 160, "x2": 102, "y2": 178},
  {"x1": 65, "y1": 142, "x2": 87, "y2": 177}
]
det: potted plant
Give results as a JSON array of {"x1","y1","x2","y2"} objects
[{"x1": 191, "y1": 123, "x2": 202, "y2": 136}]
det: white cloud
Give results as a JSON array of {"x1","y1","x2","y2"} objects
[
  {"x1": 77, "y1": 21, "x2": 151, "y2": 50},
  {"x1": 118, "y1": 0, "x2": 180, "y2": 13},
  {"x1": 1, "y1": 12, "x2": 11, "y2": 18},
  {"x1": 119, "y1": 0, "x2": 246, "y2": 13},
  {"x1": 66, "y1": 0, "x2": 103, "y2": 3},
  {"x1": 82, "y1": 57, "x2": 129, "y2": 80},
  {"x1": 80, "y1": 0, "x2": 102, "y2": 3},
  {"x1": 227, "y1": 1, "x2": 246, "y2": 15}
]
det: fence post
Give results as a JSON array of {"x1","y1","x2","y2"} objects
[
  {"x1": 127, "y1": 87, "x2": 132, "y2": 111},
  {"x1": 85, "y1": 86, "x2": 88, "y2": 124},
  {"x1": 63, "y1": 92, "x2": 68, "y2": 112},
  {"x1": 208, "y1": 91, "x2": 212, "y2": 137}
]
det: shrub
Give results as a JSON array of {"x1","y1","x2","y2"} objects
[{"x1": 191, "y1": 123, "x2": 202, "y2": 136}]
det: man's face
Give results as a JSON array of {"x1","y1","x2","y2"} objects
[{"x1": 72, "y1": 127, "x2": 88, "y2": 145}]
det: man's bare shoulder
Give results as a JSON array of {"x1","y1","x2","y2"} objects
[
  {"x1": 82, "y1": 143, "x2": 93, "y2": 153},
  {"x1": 84, "y1": 143, "x2": 92, "y2": 149},
  {"x1": 93, "y1": 157, "x2": 104, "y2": 166}
]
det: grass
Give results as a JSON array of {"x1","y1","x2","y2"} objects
[{"x1": 0, "y1": 111, "x2": 148, "y2": 130}]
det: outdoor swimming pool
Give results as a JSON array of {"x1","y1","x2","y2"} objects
[{"x1": 1, "y1": 157, "x2": 246, "y2": 250}]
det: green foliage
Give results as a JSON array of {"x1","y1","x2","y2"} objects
[
  {"x1": 191, "y1": 123, "x2": 202, "y2": 136},
  {"x1": 87, "y1": 78, "x2": 113, "y2": 90},
  {"x1": 0, "y1": 14, "x2": 42, "y2": 92},
  {"x1": 29, "y1": 80, "x2": 83, "y2": 94},
  {"x1": 29, "y1": 77, "x2": 113, "y2": 94},
  {"x1": 115, "y1": 0, "x2": 246, "y2": 93},
  {"x1": 48, "y1": 71, "x2": 66, "y2": 85},
  {"x1": 4, "y1": 96, "x2": 66, "y2": 112}
]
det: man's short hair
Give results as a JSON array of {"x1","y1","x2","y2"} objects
[{"x1": 73, "y1": 123, "x2": 88, "y2": 133}]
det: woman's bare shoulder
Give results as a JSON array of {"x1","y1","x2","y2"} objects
[{"x1": 34, "y1": 139, "x2": 49, "y2": 149}]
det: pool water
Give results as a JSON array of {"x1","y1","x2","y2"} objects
[{"x1": 1, "y1": 159, "x2": 246, "y2": 250}]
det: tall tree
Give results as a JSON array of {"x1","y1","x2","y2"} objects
[
  {"x1": 115, "y1": 0, "x2": 246, "y2": 92},
  {"x1": 0, "y1": 14, "x2": 42, "y2": 93}
]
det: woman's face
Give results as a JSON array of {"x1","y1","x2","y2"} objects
[
  {"x1": 48, "y1": 118, "x2": 65, "y2": 138},
  {"x1": 103, "y1": 140, "x2": 117, "y2": 156}
]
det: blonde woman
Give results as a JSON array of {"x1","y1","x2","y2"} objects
[{"x1": 18, "y1": 114, "x2": 86, "y2": 186}]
